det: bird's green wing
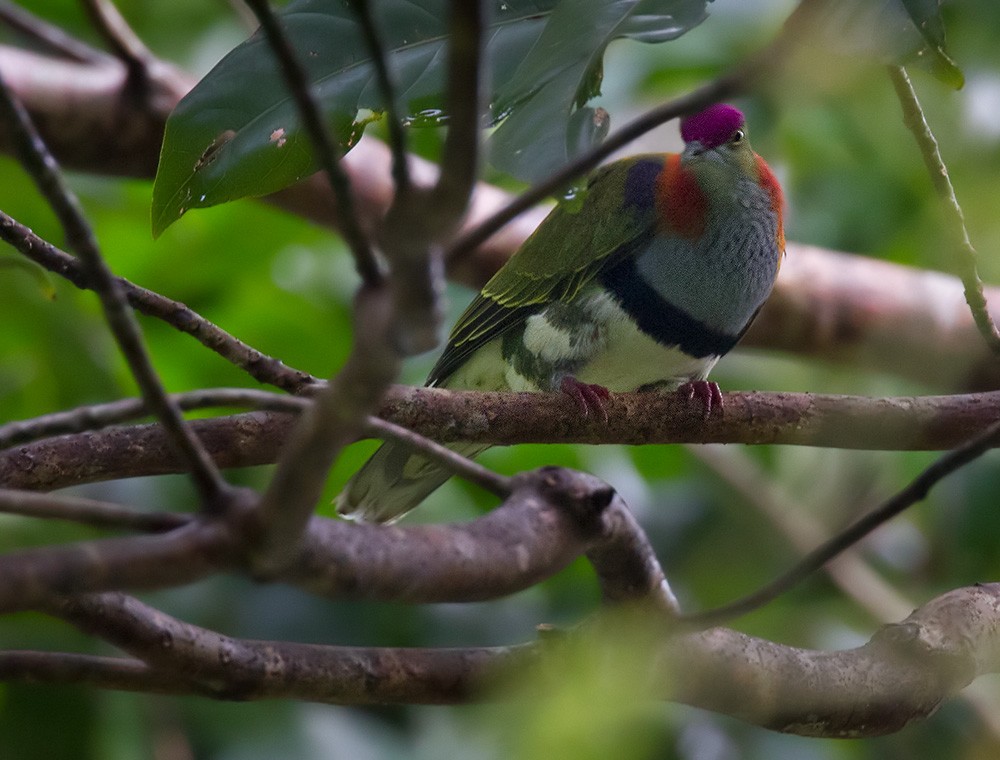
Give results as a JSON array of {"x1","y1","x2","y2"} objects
[{"x1": 427, "y1": 154, "x2": 664, "y2": 386}]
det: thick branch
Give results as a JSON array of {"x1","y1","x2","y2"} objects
[
  {"x1": 10, "y1": 584, "x2": 1000, "y2": 736},
  {"x1": 4, "y1": 388, "x2": 1000, "y2": 490},
  {"x1": 0, "y1": 520, "x2": 235, "y2": 613}
]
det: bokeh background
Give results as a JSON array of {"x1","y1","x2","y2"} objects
[{"x1": 2, "y1": 0, "x2": 1000, "y2": 757}]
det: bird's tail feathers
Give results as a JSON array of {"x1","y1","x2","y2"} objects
[{"x1": 336, "y1": 440, "x2": 489, "y2": 523}]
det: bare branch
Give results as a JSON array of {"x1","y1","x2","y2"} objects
[
  {"x1": 80, "y1": 0, "x2": 154, "y2": 94},
  {"x1": 680, "y1": 420, "x2": 1000, "y2": 627},
  {"x1": 0, "y1": 1, "x2": 106, "y2": 63},
  {"x1": 5, "y1": 388, "x2": 1000, "y2": 491},
  {"x1": 45, "y1": 592, "x2": 524, "y2": 703},
  {"x1": 431, "y1": 0, "x2": 486, "y2": 224},
  {"x1": 0, "y1": 488, "x2": 188, "y2": 532},
  {"x1": 249, "y1": 287, "x2": 399, "y2": 574},
  {"x1": 664, "y1": 583, "x2": 1000, "y2": 737},
  {"x1": 0, "y1": 213, "x2": 318, "y2": 392},
  {"x1": 377, "y1": 0, "x2": 485, "y2": 356},
  {"x1": 0, "y1": 388, "x2": 309, "y2": 449},
  {"x1": 692, "y1": 443, "x2": 1000, "y2": 738},
  {"x1": 0, "y1": 520, "x2": 236, "y2": 613},
  {"x1": 0, "y1": 651, "x2": 194, "y2": 695},
  {"x1": 888, "y1": 65, "x2": 1000, "y2": 352},
  {"x1": 366, "y1": 415, "x2": 511, "y2": 498},
  {"x1": 0, "y1": 73, "x2": 230, "y2": 508},
  {"x1": 243, "y1": 0, "x2": 381, "y2": 285},
  {"x1": 349, "y1": 0, "x2": 410, "y2": 191},
  {"x1": 12, "y1": 584, "x2": 1000, "y2": 738}
]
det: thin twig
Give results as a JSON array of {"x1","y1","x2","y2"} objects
[
  {"x1": 243, "y1": 0, "x2": 381, "y2": 285},
  {"x1": 377, "y1": 0, "x2": 489, "y2": 356},
  {"x1": 349, "y1": 0, "x2": 409, "y2": 191},
  {"x1": 0, "y1": 488, "x2": 189, "y2": 532},
  {"x1": 0, "y1": 72, "x2": 231, "y2": 509},
  {"x1": 365, "y1": 415, "x2": 510, "y2": 497},
  {"x1": 690, "y1": 445, "x2": 913, "y2": 622},
  {"x1": 0, "y1": 211, "x2": 318, "y2": 392},
  {"x1": 679, "y1": 420, "x2": 1000, "y2": 627},
  {"x1": 249, "y1": 286, "x2": 399, "y2": 574},
  {"x1": 691, "y1": 443, "x2": 1000, "y2": 740},
  {"x1": 0, "y1": 651, "x2": 192, "y2": 695},
  {"x1": 888, "y1": 65, "x2": 1000, "y2": 353},
  {"x1": 444, "y1": 0, "x2": 826, "y2": 263},
  {"x1": 80, "y1": 0, "x2": 154, "y2": 94},
  {"x1": 431, "y1": 0, "x2": 487, "y2": 223},
  {"x1": 444, "y1": 78, "x2": 736, "y2": 263},
  {"x1": 0, "y1": 387, "x2": 511, "y2": 498},
  {"x1": 0, "y1": 0, "x2": 107, "y2": 63},
  {"x1": 0, "y1": 388, "x2": 312, "y2": 449}
]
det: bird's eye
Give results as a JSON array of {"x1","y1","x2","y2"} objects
[{"x1": 729, "y1": 129, "x2": 745, "y2": 145}]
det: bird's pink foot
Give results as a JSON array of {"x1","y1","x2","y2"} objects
[
  {"x1": 560, "y1": 376, "x2": 611, "y2": 421},
  {"x1": 678, "y1": 380, "x2": 723, "y2": 418}
]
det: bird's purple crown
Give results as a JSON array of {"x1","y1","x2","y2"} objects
[{"x1": 680, "y1": 104, "x2": 744, "y2": 149}]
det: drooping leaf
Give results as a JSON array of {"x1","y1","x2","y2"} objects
[
  {"x1": 0, "y1": 257, "x2": 57, "y2": 300},
  {"x1": 490, "y1": 0, "x2": 709, "y2": 183},
  {"x1": 815, "y1": 0, "x2": 962, "y2": 90},
  {"x1": 153, "y1": 0, "x2": 551, "y2": 235},
  {"x1": 899, "y1": 0, "x2": 963, "y2": 88},
  {"x1": 151, "y1": 0, "x2": 709, "y2": 235}
]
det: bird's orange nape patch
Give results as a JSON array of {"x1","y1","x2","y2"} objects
[
  {"x1": 755, "y1": 154, "x2": 786, "y2": 255},
  {"x1": 656, "y1": 154, "x2": 706, "y2": 239}
]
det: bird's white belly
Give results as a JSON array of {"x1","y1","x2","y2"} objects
[
  {"x1": 507, "y1": 292, "x2": 718, "y2": 392},
  {"x1": 574, "y1": 304, "x2": 718, "y2": 391}
]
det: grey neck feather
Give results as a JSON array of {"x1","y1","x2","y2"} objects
[{"x1": 634, "y1": 172, "x2": 781, "y2": 337}]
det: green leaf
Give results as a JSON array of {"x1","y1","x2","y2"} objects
[
  {"x1": 899, "y1": 0, "x2": 963, "y2": 88},
  {"x1": 816, "y1": 0, "x2": 963, "y2": 90},
  {"x1": 490, "y1": 0, "x2": 709, "y2": 183},
  {"x1": 152, "y1": 0, "x2": 708, "y2": 235},
  {"x1": 0, "y1": 256, "x2": 57, "y2": 300},
  {"x1": 152, "y1": 0, "x2": 552, "y2": 236}
]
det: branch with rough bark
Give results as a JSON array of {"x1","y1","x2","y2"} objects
[
  {"x1": 3, "y1": 386, "x2": 1000, "y2": 490},
  {"x1": 2, "y1": 583, "x2": 998, "y2": 738},
  {"x1": 2, "y1": 0, "x2": 1000, "y2": 742}
]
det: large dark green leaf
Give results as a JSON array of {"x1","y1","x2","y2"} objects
[
  {"x1": 490, "y1": 0, "x2": 709, "y2": 183},
  {"x1": 151, "y1": 0, "x2": 708, "y2": 236}
]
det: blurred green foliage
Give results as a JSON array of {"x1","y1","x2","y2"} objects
[{"x1": 3, "y1": 0, "x2": 1000, "y2": 758}]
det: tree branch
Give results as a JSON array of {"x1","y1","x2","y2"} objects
[
  {"x1": 0, "y1": 488, "x2": 188, "y2": 532},
  {"x1": 243, "y1": 0, "x2": 380, "y2": 286},
  {"x1": 680, "y1": 420, "x2": 1000, "y2": 627},
  {"x1": 9, "y1": 584, "x2": 1000, "y2": 737},
  {"x1": 0, "y1": 72, "x2": 230, "y2": 509},
  {"x1": 5, "y1": 388, "x2": 1000, "y2": 491},
  {"x1": 888, "y1": 65, "x2": 1000, "y2": 352},
  {"x1": 0, "y1": 212, "x2": 318, "y2": 392}
]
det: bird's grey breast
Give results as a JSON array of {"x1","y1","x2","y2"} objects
[{"x1": 634, "y1": 173, "x2": 781, "y2": 336}]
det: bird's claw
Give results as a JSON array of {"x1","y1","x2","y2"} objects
[
  {"x1": 678, "y1": 380, "x2": 723, "y2": 418},
  {"x1": 560, "y1": 377, "x2": 611, "y2": 422}
]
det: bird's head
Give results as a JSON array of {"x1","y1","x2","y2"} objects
[{"x1": 679, "y1": 104, "x2": 757, "y2": 178}]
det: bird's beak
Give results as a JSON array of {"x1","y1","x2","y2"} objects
[{"x1": 682, "y1": 141, "x2": 706, "y2": 159}]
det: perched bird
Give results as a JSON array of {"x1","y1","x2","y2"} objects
[{"x1": 338, "y1": 103, "x2": 784, "y2": 523}]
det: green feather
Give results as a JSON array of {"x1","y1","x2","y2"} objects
[{"x1": 428, "y1": 154, "x2": 661, "y2": 387}]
